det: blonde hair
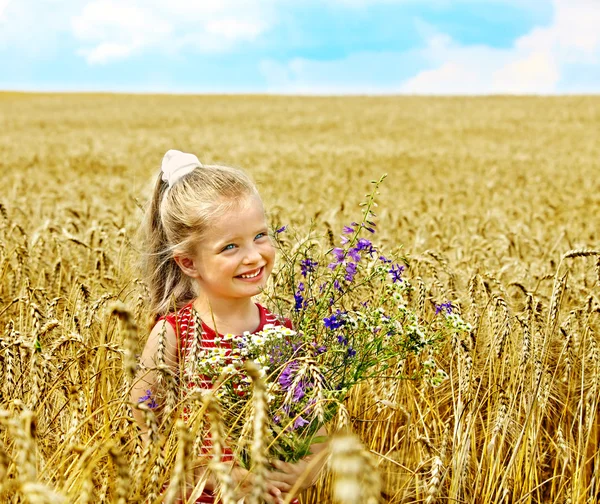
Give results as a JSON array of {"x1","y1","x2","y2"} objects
[{"x1": 141, "y1": 163, "x2": 260, "y2": 316}]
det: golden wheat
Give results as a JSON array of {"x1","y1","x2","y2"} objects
[{"x1": 1, "y1": 93, "x2": 599, "y2": 503}]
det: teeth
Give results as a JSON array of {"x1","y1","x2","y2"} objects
[{"x1": 240, "y1": 269, "x2": 260, "y2": 279}]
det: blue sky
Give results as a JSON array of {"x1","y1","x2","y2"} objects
[{"x1": 1, "y1": 0, "x2": 599, "y2": 94}]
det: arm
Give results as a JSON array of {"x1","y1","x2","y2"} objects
[
  {"x1": 132, "y1": 321, "x2": 285, "y2": 503},
  {"x1": 130, "y1": 319, "x2": 179, "y2": 443}
]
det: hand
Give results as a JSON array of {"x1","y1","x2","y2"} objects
[
  {"x1": 231, "y1": 466, "x2": 286, "y2": 504},
  {"x1": 266, "y1": 456, "x2": 320, "y2": 497},
  {"x1": 266, "y1": 426, "x2": 329, "y2": 499}
]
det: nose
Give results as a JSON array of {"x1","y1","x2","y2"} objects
[{"x1": 242, "y1": 244, "x2": 262, "y2": 265}]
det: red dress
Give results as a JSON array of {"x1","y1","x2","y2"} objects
[{"x1": 160, "y1": 301, "x2": 294, "y2": 504}]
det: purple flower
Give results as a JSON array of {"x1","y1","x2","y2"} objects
[
  {"x1": 294, "y1": 282, "x2": 306, "y2": 311},
  {"x1": 269, "y1": 345, "x2": 284, "y2": 364},
  {"x1": 435, "y1": 301, "x2": 453, "y2": 315},
  {"x1": 273, "y1": 415, "x2": 281, "y2": 424},
  {"x1": 293, "y1": 416, "x2": 310, "y2": 430},
  {"x1": 337, "y1": 334, "x2": 347, "y2": 346},
  {"x1": 347, "y1": 247, "x2": 361, "y2": 262},
  {"x1": 362, "y1": 221, "x2": 376, "y2": 233},
  {"x1": 347, "y1": 347, "x2": 356, "y2": 358},
  {"x1": 294, "y1": 292, "x2": 304, "y2": 311},
  {"x1": 331, "y1": 248, "x2": 345, "y2": 263},
  {"x1": 356, "y1": 238, "x2": 376, "y2": 256},
  {"x1": 324, "y1": 310, "x2": 346, "y2": 330},
  {"x1": 333, "y1": 279, "x2": 343, "y2": 292},
  {"x1": 138, "y1": 390, "x2": 158, "y2": 409},
  {"x1": 312, "y1": 343, "x2": 327, "y2": 355},
  {"x1": 275, "y1": 225, "x2": 287, "y2": 234},
  {"x1": 300, "y1": 258, "x2": 318, "y2": 277},
  {"x1": 293, "y1": 382, "x2": 306, "y2": 401},
  {"x1": 343, "y1": 225, "x2": 355, "y2": 235},
  {"x1": 279, "y1": 362, "x2": 299, "y2": 390},
  {"x1": 379, "y1": 255, "x2": 392, "y2": 264},
  {"x1": 345, "y1": 262, "x2": 357, "y2": 282},
  {"x1": 389, "y1": 264, "x2": 405, "y2": 283}
]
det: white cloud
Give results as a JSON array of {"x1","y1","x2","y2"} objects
[
  {"x1": 491, "y1": 52, "x2": 559, "y2": 93},
  {"x1": 78, "y1": 42, "x2": 138, "y2": 65},
  {"x1": 0, "y1": 0, "x2": 10, "y2": 21},
  {"x1": 71, "y1": 0, "x2": 275, "y2": 64},
  {"x1": 0, "y1": 0, "x2": 276, "y2": 64},
  {"x1": 262, "y1": 0, "x2": 600, "y2": 94},
  {"x1": 72, "y1": 1, "x2": 172, "y2": 63},
  {"x1": 2, "y1": 0, "x2": 599, "y2": 93},
  {"x1": 0, "y1": 0, "x2": 79, "y2": 55},
  {"x1": 399, "y1": 0, "x2": 600, "y2": 94}
]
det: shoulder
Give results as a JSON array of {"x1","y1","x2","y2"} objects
[
  {"x1": 146, "y1": 301, "x2": 195, "y2": 362},
  {"x1": 157, "y1": 301, "x2": 195, "y2": 335},
  {"x1": 257, "y1": 303, "x2": 293, "y2": 330},
  {"x1": 141, "y1": 317, "x2": 179, "y2": 369}
]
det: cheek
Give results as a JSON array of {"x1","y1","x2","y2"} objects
[{"x1": 265, "y1": 244, "x2": 276, "y2": 265}]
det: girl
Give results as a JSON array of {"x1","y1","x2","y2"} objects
[{"x1": 131, "y1": 150, "x2": 326, "y2": 504}]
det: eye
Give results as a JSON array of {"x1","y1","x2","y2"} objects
[
  {"x1": 255, "y1": 232, "x2": 268, "y2": 240},
  {"x1": 222, "y1": 243, "x2": 236, "y2": 252}
]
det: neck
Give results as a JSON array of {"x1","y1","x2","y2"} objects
[{"x1": 193, "y1": 295, "x2": 259, "y2": 335}]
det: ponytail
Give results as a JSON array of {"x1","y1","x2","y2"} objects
[{"x1": 142, "y1": 176, "x2": 195, "y2": 316}]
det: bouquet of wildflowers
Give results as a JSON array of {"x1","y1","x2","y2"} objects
[{"x1": 197, "y1": 176, "x2": 465, "y2": 463}]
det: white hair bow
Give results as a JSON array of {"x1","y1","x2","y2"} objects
[{"x1": 161, "y1": 149, "x2": 202, "y2": 188}]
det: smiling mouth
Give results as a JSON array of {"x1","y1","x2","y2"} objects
[{"x1": 237, "y1": 267, "x2": 263, "y2": 279}]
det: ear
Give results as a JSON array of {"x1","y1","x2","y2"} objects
[{"x1": 173, "y1": 253, "x2": 200, "y2": 279}]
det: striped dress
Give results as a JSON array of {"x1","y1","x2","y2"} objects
[{"x1": 160, "y1": 301, "x2": 293, "y2": 504}]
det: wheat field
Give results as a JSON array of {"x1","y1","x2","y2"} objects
[{"x1": 0, "y1": 92, "x2": 599, "y2": 503}]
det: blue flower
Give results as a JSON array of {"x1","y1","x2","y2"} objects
[
  {"x1": 347, "y1": 347, "x2": 356, "y2": 358},
  {"x1": 138, "y1": 390, "x2": 158, "y2": 409},
  {"x1": 294, "y1": 292, "x2": 304, "y2": 311},
  {"x1": 275, "y1": 225, "x2": 287, "y2": 234},
  {"x1": 435, "y1": 301, "x2": 453, "y2": 315},
  {"x1": 294, "y1": 282, "x2": 306, "y2": 311},
  {"x1": 389, "y1": 264, "x2": 405, "y2": 283},
  {"x1": 324, "y1": 310, "x2": 346, "y2": 330},
  {"x1": 300, "y1": 258, "x2": 318, "y2": 277}
]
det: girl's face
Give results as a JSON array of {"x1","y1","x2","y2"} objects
[{"x1": 188, "y1": 195, "x2": 275, "y2": 302}]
